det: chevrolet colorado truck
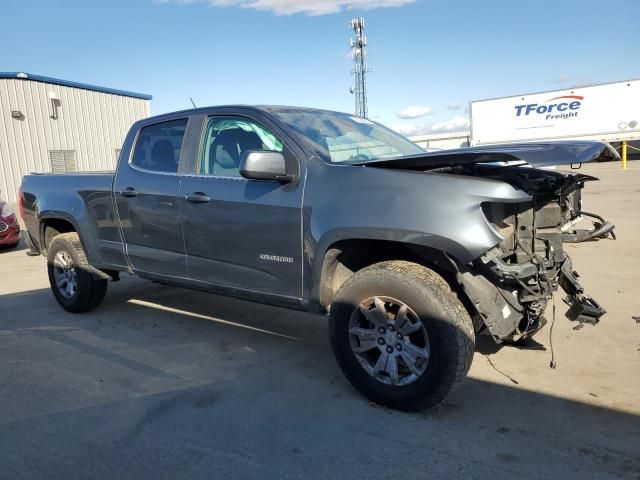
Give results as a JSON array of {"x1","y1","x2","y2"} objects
[{"x1": 20, "y1": 106, "x2": 616, "y2": 410}]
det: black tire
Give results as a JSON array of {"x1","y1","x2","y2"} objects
[
  {"x1": 329, "y1": 260, "x2": 475, "y2": 411},
  {"x1": 47, "y1": 232, "x2": 108, "y2": 313}
]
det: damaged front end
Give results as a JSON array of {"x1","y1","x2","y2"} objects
[
  {"x1": 361, "y1": 140, "x2": 618, "y2": 343},
  {"x1": 454, "y1": 165, "x2": 612, "y2": 342}
]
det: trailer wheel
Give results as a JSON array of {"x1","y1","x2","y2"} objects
[
  {"x1": 329, "y1": 261, "x2": 475, "y2": 411},
  {"x1": 47, "y1": 232, "x2": 108, "y2": 313}
]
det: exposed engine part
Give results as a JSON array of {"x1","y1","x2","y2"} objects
[
  {"x1": 562, "y1": 211, "x2": 616, "y2": 242},
  {"x1": 442, "y1": 164, "x2": 609, "y2": 342}
]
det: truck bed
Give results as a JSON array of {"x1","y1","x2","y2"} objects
[{"x1": 21, "y1": 172, "x2": 123, "y2": 269}]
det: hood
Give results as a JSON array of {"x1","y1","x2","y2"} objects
[{"x1": 357, "y1": 141, "x2": 619, "y2": 170}]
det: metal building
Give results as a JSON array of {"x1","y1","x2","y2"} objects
[{"x1": 0, "y1": 72, "x2": 151, "y2": 203}]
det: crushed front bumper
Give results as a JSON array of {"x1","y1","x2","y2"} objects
[{"x1": 455, "y1": 249, "x2": 607, "y2": 342}]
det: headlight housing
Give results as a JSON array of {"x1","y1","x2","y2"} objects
[{"x1": 481, "y1": 202, "x2": 517, "y2": 240}]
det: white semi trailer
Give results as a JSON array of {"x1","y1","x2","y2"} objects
[{"x1": 469, "y1": 80, "x2": 639, "y2": 154}]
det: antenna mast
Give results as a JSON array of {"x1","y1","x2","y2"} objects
[{"x1": 349, "y1": 17, "x2": 371, "y2": 118}]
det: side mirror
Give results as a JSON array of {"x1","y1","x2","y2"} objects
[{"x1": 239, "y1": 151, "x2": 292, "y2": 182}]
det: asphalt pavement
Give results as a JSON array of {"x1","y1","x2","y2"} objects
[{"x1": 0, "y1": 162, "x2": 638, "y2": 479}]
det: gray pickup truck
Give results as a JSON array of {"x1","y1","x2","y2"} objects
[{"x1": 20, "y1": 106, "x2": 616, "y2": 410}]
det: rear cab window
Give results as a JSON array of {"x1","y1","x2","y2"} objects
[{"x1": 131, "y1": 119, "x2": 188, "y2": 173}]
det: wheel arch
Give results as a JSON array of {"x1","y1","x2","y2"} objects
[
  {"x1": 39, "y1": 213, "x2": 79, "y2": 254},
  {"x1": 314, "y1": 237, "x2": 468, "y2": 313}
]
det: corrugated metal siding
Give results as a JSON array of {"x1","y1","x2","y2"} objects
[{"x1": 0, "y1": 78, "x2": 150, "y2": 203}]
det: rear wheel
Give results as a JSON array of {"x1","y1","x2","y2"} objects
[
  {"x1": 47, "y1": 232, "x2": 108, "y2": 313},
  {"x1": 329, "y1": 261, "x2": 475, "y2": 411}
]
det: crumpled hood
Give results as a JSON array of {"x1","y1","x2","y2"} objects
[{"x1": 357, "y1": 141, "x2": 620, "y2": 170}]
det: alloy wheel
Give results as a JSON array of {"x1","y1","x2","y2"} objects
[
  {"x1": 53, "y1": 250, "x2": 78, "y2": 299},
  {"x1": 349, "y1": 296, "x2": 430, "y2": 386}
]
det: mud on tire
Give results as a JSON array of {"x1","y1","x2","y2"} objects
[
  {"x1": 47, "y1": 232, "x2": 108, "y2": 313},
  {"x1": 329, "y1": 260, "x2": 475, "y2": 411}
]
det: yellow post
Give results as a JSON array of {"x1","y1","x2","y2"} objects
[{"x1": 622, "y1": 141, "x2": 627, "y2": 170}]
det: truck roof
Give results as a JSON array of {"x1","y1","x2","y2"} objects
[{"x1": 139, "y1": 105, "x2": 364, "y2": 123}]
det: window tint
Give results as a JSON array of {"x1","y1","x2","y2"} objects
[
  {"x1": 132, "y1": 119, "x2": 188, "y2": 173},
  {"x1": 199, "y1": 117, "x2": 284, "y2": 177}
]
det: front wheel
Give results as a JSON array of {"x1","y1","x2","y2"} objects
[
  {"x1": 329, "y1": 261, "x2": 475, "y2": 411},
  {"x1": 47, "y1": 232, "x2": 108, "y2": 313}
]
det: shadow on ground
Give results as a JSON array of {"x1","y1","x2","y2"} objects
[
  {"x1": 1, "y1": 278, "x2": 639, "y2": 480},
  {"x1": 0, "y1": 235, "x2": 27, "y2": 253}
]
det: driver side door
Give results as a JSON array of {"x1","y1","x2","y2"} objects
[{"x1": 180, "y1": 114, "x2": 304, "y2": 298}]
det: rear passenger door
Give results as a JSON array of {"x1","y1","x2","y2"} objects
[
  {"x1": 180, "y1": 113, "x2": 304, "y2": 298},
  {"x1": 114, "y1": 117, "x2": 188, "y2": 277}
]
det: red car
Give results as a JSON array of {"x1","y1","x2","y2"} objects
[{"x1": 0, "y1": 198, "x2": 21, "y2": 249}]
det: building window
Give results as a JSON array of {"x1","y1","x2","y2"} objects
[{"x1": 49, "y1": 150, "x2": 77, "y2": 173}]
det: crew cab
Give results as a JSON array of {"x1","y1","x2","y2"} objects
[{"x1": 20, "y1": 106, "x2": 616, "y2": 410}]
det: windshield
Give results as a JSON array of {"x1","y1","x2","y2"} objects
[{"x1": 271, "y1": 108, "x2": 424, "y2": 163}]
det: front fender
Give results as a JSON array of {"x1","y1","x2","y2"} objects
[{"x1": 302, "y1": 160, "x2": 531, "y2": 303}]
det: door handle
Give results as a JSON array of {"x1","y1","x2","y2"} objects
[
  {"x1": 119, "y1": 187, "x2": 139, "y2": 198},
  {"x1": 185, "y1": 192, "x2": 211, "y2": 203}
]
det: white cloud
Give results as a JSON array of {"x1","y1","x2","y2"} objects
[
  {"x1": 390, "y1": 122, "x2": 431, "y2": 136},
  {"x1": 446, "y1": 102, "x2": 461, "y2": 110},
  {"x1": 390, "y1": 115, "x2": 470, "y2": 137},
  {"x1": 430, "y1": 115, "x2": 470, "y2": 132},
  {"x1": 555, "y1": 73, "x2": 572, "y2": 84},
  {"x1": 396, "y1": 105, "x2": 433, "y2": 119},
  {"x1": 157, "y1": 0, "x2": 417, "y2": 15}
]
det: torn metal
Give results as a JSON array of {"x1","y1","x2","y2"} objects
[{"x1": 437, "y1": 161, "x2": 613, "y2": 342}]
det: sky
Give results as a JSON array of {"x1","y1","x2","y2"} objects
[{"x1": 2, "y1": 0, "x2": 639, "y2": 136}]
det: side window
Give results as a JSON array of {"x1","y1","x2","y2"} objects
[
  {"x1": 131, "y1": 118, "x2": 188, "y2": 173},
  {"x1": 199, "y1": 116, "x2": 284, "y2": 177}
]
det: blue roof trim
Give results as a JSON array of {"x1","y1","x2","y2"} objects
[{"x1": 0, "y1": 72, "x2": 152, "y2": 100}]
